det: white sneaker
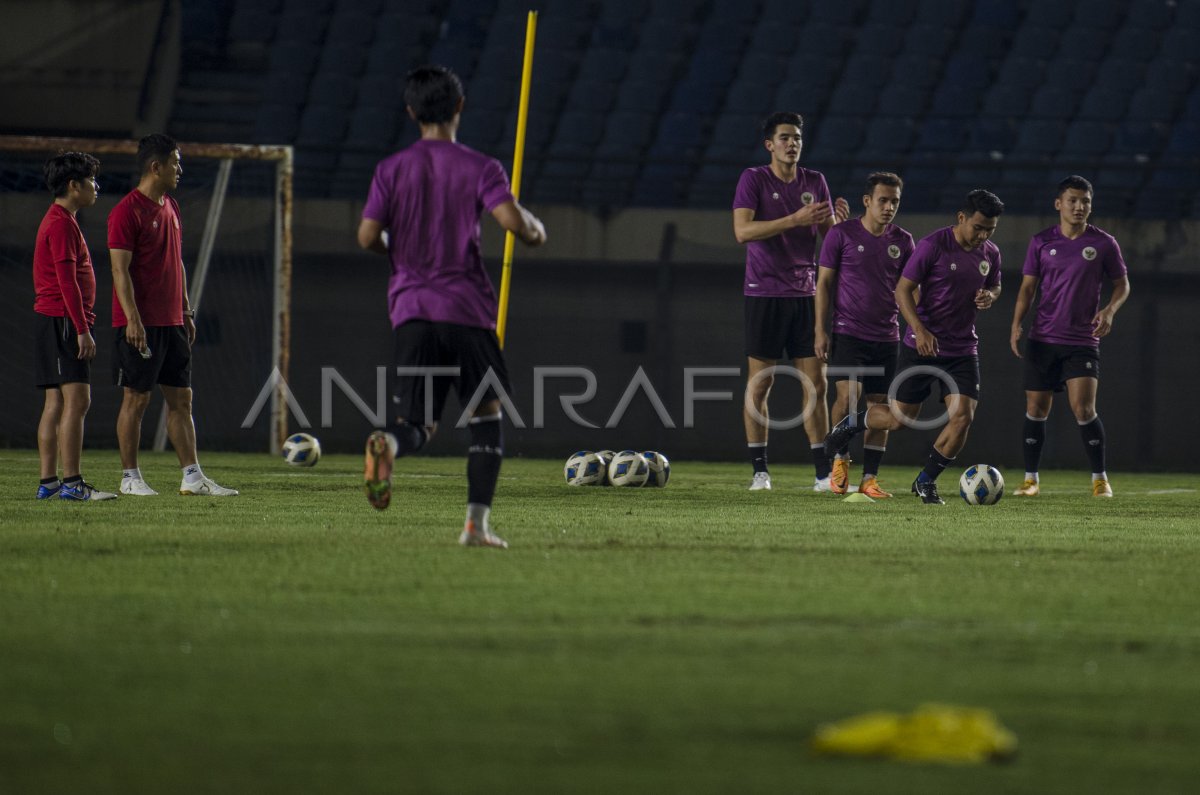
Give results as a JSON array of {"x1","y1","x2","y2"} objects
[
  {"x1": 120, "y1": 477, "x2": 159, "y2": 496},
  {"x1": 749, "y1": 471, "x2": 772, "y2": 491},
  {"x1": 180, "y1": 477, "x2": 239, "y2": 496},
  {"x1": 813, "y1": 476, "x2": 833, "y2": 492},
  {"x1": 459, "y1": 519, "x2": 508, "y2": 549}
]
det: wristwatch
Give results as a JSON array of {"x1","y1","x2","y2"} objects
[{"x1": 183, "y1": 309, "x2": 195, "y2": 318}]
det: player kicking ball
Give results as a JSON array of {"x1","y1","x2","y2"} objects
[
  {"x1": 1010, "y1": 176, "x2": 1130, "y2": 498},
  {"x1": 824, "y1": 190, "x2": 1004, "y2": 504},
  {"x1": 357, "y1": 65, "x2": 545, "y2": 548}
]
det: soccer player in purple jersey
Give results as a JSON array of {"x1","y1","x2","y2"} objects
[
  {"x1": 815, "y1": 172, "x2": 915, "y2": 498},
  {"x1": 733, "y1": 112, "x2": 850, "y2": 492},
  {"x1": 357, "y1": 65, "x2": 546, "y2": 548},
  {"x1": 1009, "y1": 176, "x2": 1130, "y2": 498},
  {"x1": 824, "y1": 190, "x2": 1005, "y2": 504}
]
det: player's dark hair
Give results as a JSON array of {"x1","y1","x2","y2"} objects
[
  {"x1": 405, "y1": 65, "x2": 465, "y2": 124},
  {"x1": 762, "y1": 111, "x2": 803, "y2": 141},
  {"x1": 137, "y1": 133, "x2": 178, "y2": 175},
  {"x1": 961, "y1": 188, "x2": 1005, "y2": 218},
  {"x1": 44, "y1": 151, "x2": 100, "y2": 197},
  {"x1": 1057, "y1": 175, "x2": 1093, "y2": 197},
  {"x1": 865, "y1": 171, "x2": 903, "y2": 196}
]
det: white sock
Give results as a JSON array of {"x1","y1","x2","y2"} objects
[
  {"x1": 1093, "y1": 472, "x2": 1107, "y2": 482},
  {"x1": 182, "y1": 463, "x2": 204, "y2": 484},
  {"x1": 122, "y1": 468, "x2": 142, "y2": 481},
  {"x1": 466, "y1": 503, "x2": 490, "y2": 531},
  {"x1": 1025, "y1": 472, "x2": 1039, "y2": 483}
]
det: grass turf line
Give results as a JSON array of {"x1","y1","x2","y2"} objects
[{"x1": 1, "y1": 450, "x2": 1198, "y2": 794}]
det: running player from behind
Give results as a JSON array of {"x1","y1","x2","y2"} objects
[
  {"x1": 1009, "y1": 175, "x2": 1130, "y2": 498},
  {"x1": 734, "y1": 112, "x2": 850, "y2": 492},
  {"x1": 358, "y1": 65, "x2": 546, "y2": 548},
  {"x1": 815, "y1": 172, "x2": 914, "y2": 498}
]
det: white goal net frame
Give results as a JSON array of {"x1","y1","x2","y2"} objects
[{"x1": 0, "y1": 134, "x2": 293, "y2": 453}]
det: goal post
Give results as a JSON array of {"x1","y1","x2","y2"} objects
[{"x1": 0, "y1": 134, "x2": 293, "y2": 454}]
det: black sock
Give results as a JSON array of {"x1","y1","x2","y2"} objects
[
  {"x1": 40, "y1": 476, "x2": 60, "y2": 486},
  {"x1": 62, "y1": 474, "x2": 82, "y2": 485},
  {"x1": 1078, "y1": 415, "x2": 1106, "y2": 474},
  {"x1": 812, "y1": 444, "x2": 831, "y2": 479},
  {"x1": 862, "y1": 446, "x2": 885, "y2": 478},
  {"x1": 748, "y1": 444, "x2": 768, "y2": 474},
  {"x1": 467, "y1": 414, "x2": 503, "y2": 506},
  {"x1": 920, "y1": 446, "x2": 954, "y2": 482},
  {"x1": 1023, "y1": 415, "x2": 1047, "y2": 474},
  {"x1": 389, "y1": 420, "x2": 429, "y2": 457}
]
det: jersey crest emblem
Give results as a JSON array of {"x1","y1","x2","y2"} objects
[
  {"x1": 887, "y1": 245, "x2": 901, "y2": 259},
  {"x1": 152, "y1": 220, "x2": 159, "y2": 229},
  {"x1": 801, "y1": 191, "x2": 815, "y2": 205},
  {"x1": 950, "y1": 262, "x2": 957, "y2": 271},
  {"x1": 1082, "y1": 246, "x2": 1097, "y2": 261},
  {"x1": 857, "y1": 245, "x2": 864, "y2": 252},
  {"x1": 772, "y1": 192, "x2": 780, "y2": 200},
  {"x1": 979, "y1": 260, "x2": 990, "y2": 276},
  {"x1": 1049, "y1": 248, "x2": 1057, "y2": 256}
]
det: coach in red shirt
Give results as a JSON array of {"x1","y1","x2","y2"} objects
[
  {"x1": 108, "y1": 133, "x2": 237, "y2": 497},
  {"x1": 32, "y1": 151, "x2": 116, "y2": 501}
]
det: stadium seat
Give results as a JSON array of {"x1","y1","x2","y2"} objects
[
  {"x1": 1071, "y1": 0, "x2": 1126, "y2": 30},
  {"x1": 269, "y1": 42, "x2": 318, "y2": 75},
  {"x1": 901, "y1": 23, "x2": 956, "y2": 61},
  {"x1": 722, "y1": 77, "x2": 777, "y2": 116},
  {"x1": 876, "y1": 83, "x2": 932, "y2": 118},
  {"x1": 547, "y1": 109, "x2": 605, "y2": 156},
  {"x1": 1029, "y1": 85, "x2": 1082, "y2": 119},
  {"x1": 577, "y1": 47, "x2": 630, "y2": 84},
  {"x1": 1143, "y1": 59, "x2": 1196, "y2": 98},
  {"x1": 866, "y1": 0, "x2": 916, "y2": 27},
  {"x1": 345, "y1": 106, "x2": 398, "y2": 151},
  {"x1": 1126, "y1": 87, "x2": 1181, "y2": 123},
  {"x1": 1110, "y1": 26, "x2": 1162, "y2": 63},
  {"x1": 1111, "y1": 121, "x2": 1167, "y2": 158},
  {"x1": 317, "y1": 42, "x2": 368, "y2": 77},
  {"x1": 748, "y1": 20, "x2": 802, "y2": 55},
  {"x1": 850, "y1": 24, "x2": 905, "y2": 59},
  {"x1": 1007, "y1": 26, "x2": 1061, "y2": 60},
  {"x1": 275, "y1": 10, "x2": 328, "y2": 45},
  {"x1": 980, "y1": 84, "x2": 1031, "y2": 118},
  {"x1": 1056, "y1": 30, "x2": 1114, "y2": 62},
  {"x1": 928, "y1": 84, "x2": 984, "y2": 118},
  {"x1": 915, "y1": 0, "x2": 969, "y2": 27},
  {"x1": 253, "y1": 104, "x2": 301, "y2": 144},
  {"x1": 951, "y1": 25, "x2": 1013, "y2": 62},
  {"x1": 1061, "y1": 119, "x2": 1113, "y2": 159},
  {"x1": 797, "y1": 23, "x2": 854, "y2": 60},
  {"x1": 1076, "y1": 85, "x2": 1133, "y2": 122},
  {"x1": 859, "y1": 117, "x2": 916, "y2": 161},
  {"x1": 1024, "y1": 1, "x2": 1077, "y2": 28},
  {"x1": 325, "y1": 9, "x2": 375, "y2": 48},
  {"x1": 465, "y1": 73, "x2": 516, "y2": 112},
  {"x1": 297, "y1": 104, "x2": 348, "y2": 146},
  {"x1": 261, "y1": 71, "x2": 310, "y2": 106},
  {"x1": 966, "y1": 118, "x2": 1016, "y2": 156},
  {"x1": 1163, "y1": 121, "x2": 1200, "y2": 159},
  {"x1": 970, "y1": 0, "x2": 1020, "y2": 30},
  {"x1": 811, "y1": 116, "x2": 864, "y2": 156},
  {"x1": 826, "y1": 78, "x2": 880, "y2": 117},
  {"x1": 891, "y1": 53, "x2": 944, "y2": 91},
  {"x1": 915, "y1": 118, "x2": 969, "y2": 153},
  {"x1": 1127, "y1": 0, "x2": 1174, "y2": 29},
  {"x1": 1183, "y1": 88, "x2": 1200, "y2": 122},
  {"x1": 596, "y1": 110, "x2": 658, "y2": 157},
  {"x1": 308, "y1": 73, "x2": 357, "y2": 109},
  {"x1": 1011, "y1": 119, "x2": 1066, "y2": 159}
]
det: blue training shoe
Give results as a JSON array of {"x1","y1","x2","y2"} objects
[
  {"x1": 36, "y1": 481, "x2": 62, "y2": 500},
  {"x1": 59, "y1": 480, "x2": 118, "y2": 501}
]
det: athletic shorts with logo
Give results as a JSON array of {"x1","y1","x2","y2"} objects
[
  {"x1": 34, "y1": 314, "x2": 90, "y2": 387},
  {"x1": 392, "y1": 320, "x2": 511, "y2": 427},
  {"x1": 893, "y1": 345, "x2": 981, "y2": 403},
  {"x1": 829, "y1": 332, "x2": 897, "y2": 395},
  {"x1": 745, "y1": 295, "x2": 816, "y2": 359},
  {"x1": 1023, "y1": 338, "x2": 1100, "y2": 392},
  {"x1": 113, "y1": 325, "x2": 192, "y2": 392}
]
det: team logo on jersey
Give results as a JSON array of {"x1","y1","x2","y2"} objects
[
  {"x1": 772, "y1": 192, "x2": 780, "y2": 200},
  {"x1": 152, "y1": 220, "x2": 159, "y2": 229},
  {"x1": 857, "y1": 244, "x2": 864, "y2": 252},
  {"x1": 887, "y1": 245, "x2": 901, "y2": 259},
  {"x1": 1086, "y1": 361, "x2": 1093, "y2": 369},
  {"x1": 979, "y1": 260, "x2": 990, "y2": 276},
  {"x1": 1083, "y1": 246, "x2": 1097, "y2": 260},
  {"x1": 950, "y1": 262, "x2": 957, "y2": 271},
  {"x1": 801, "y1": 191, "x2": 815, "y2": 205},
  {"x1": 1049, "y1": 248, "x2": 1057, "y2": 256}
]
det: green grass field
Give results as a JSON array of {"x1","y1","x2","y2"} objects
[{"x1": 2, "y1": 449, "x2": 1198, "y2": 794}]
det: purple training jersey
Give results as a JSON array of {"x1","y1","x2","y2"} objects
[
  {"x1": 733, "y1": 165, "x2": 831, "y2": 297},
  {"x1": 362, "y1": 139, "x2": 515, "y2": 330},
  {"x1": 1023, "y1": 224, "x2": 1128, "y2": 347},
  {"x1": 901, "y1": 226, "x2": 1002, "y2": 357},
  {"x1": 818, "y1": 217, "x2": 915, "y2": 343}
]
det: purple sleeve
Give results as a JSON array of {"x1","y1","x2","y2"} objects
[
  {"x1": 362, "y1": 163, "x2": 390, "y2": 222},
  {"x1": 479, "y1": 158, "x2": 515, "y2": 213},
  {"x1": 1021, "y1": 237, "x2": 1041, "y2": 278},
  {"x1": 986, "y1": 248, "x2": 1002, "y2": 289},
  {"x1": 815, "y1": 172, "x2": 831, "y2": 204},
  {"x1": 817, "y1": 225, "x2": 843, "y2": 269},
  {"x1": 732, "y1": 169, "x2": 758, "y2": 211},
  {"x1": 901, "y1": 238, "x2": 935, "y2": 283},
  {"x1": 1104, "y1": 238, "x2": 1128, "y2": 280}
]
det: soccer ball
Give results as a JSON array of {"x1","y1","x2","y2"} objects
[
  {"x1": 642, "y1": 451, "x2": 670, "y2": 487},
  {"x1": 564, "y1": 450, "x2": 606, "y2": 486},
  {"x1": 608, "y1": 449, "x2": 650, "y2": 487},
  {"x1": 282, "y1": 432, "x2": 321, "y2": 467},
  {"x1": 959, "y1": 464, "x2": 1004, "y2": 505},
  {"x1": 596, "y1": 450, "x2": 616, "y2": 485}
]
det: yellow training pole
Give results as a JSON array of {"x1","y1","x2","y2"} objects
[{"x1": 496, "y1": 9, "x2": 537, "y2": 349}]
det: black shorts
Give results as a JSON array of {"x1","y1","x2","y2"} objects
[
  {"x1": 1023, "y1": 338, "x2": 1100, "y2": 392},
  {"x1": 829, "y1": 333, "x2": 897, "y2": 396},
  {"x1": 745, "y1": 296, "x2": 816, "y2": 360},
  {"x1": 34, "y1": 314, "x2": 90, "y2": 387},
  {"x1": 892, "y1": 345, "x2": 981, "y2": 403},
  {"x1": 393, "y1": 321, "x2": 511, "y2": 427},
  {"x1": 113, "y1": 326, "x2": 192, "y2": 392}
]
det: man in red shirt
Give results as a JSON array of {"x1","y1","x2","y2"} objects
[
  {"x1": 108, "y1": 133, "x2": 237, "y2": 497},
  {"x1": 33, "y1": 151, "x2": 116, "y2": 501}
]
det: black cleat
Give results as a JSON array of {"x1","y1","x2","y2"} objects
[
  {"x1": 823, "y1": 415, "x2": 863, "y2": 458},
  {"x1": 911, "y1": 476, "x2": 945, "y2": 505}
]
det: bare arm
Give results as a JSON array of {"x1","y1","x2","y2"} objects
[
  {"x1": 1009, "y1": 275, "x2": 1039, "y2": 357},
  {"x1": 357, "y1": 218, "x2": 389, "y2": 254},
  {"x1": 814, "y1": 266, "x2": 837, "y2": 362},
  {"x1": 110, "y1": 248, "x2": 147, "y2": 353},
  {"x1": 1093, "y1": 275, "x2": 1130, "y2": 338},
  {"x1": 818, "y1": 198, "x2": 851, "y2": 233},
  {"x1": 896, "y1": 276, "x2": 937, "y2": 356},
  {"x1": 733, "y1": 203, "x2": 834, "y2": 244},
  {"x1": 491, "y1": 200, "x2": 546, "y2": 246}
]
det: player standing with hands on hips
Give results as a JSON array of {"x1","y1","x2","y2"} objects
[
  {"x1": 824, "y1": 190, "x2": 1005, "y2": 504},
  {"x1": 32, "y1": 151, "x2": 116, "y2": 501},
  {"x1": 108, "y1": 133, "x2": 238, "y2": 497},
  {"x1": 1009, "y1": 176, "x2": 1130, "y2": 498},
  {"x1": 733, "y1": 112, "x2": 850, "y2": 492},
  {"x1": 358, "y1": 65, "x2": 546, "y2": 548}
]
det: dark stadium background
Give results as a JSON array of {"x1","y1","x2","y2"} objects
[{"x1": 1, "y1": 0, "x2": 1197, "y2": 469}]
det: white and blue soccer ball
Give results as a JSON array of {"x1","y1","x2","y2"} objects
[
  {"x1": 959, "y1": 464, "x2": 1004, "y2": 505},
  {"x1": 564, "y1": 450, "x2": 606, "y2": 486},
  {"x1": 596, "y1": 450, "x2": 617, "y2": 485},
  {"x1": 282, "y1": 432, "x2": 321, "y2": 467},
  {"x1": 642, "y1": 451, "x2": 670, "y2": 487},
  {"x1": 608, "y1": 449, "x2": 650, "y2": 487}
]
